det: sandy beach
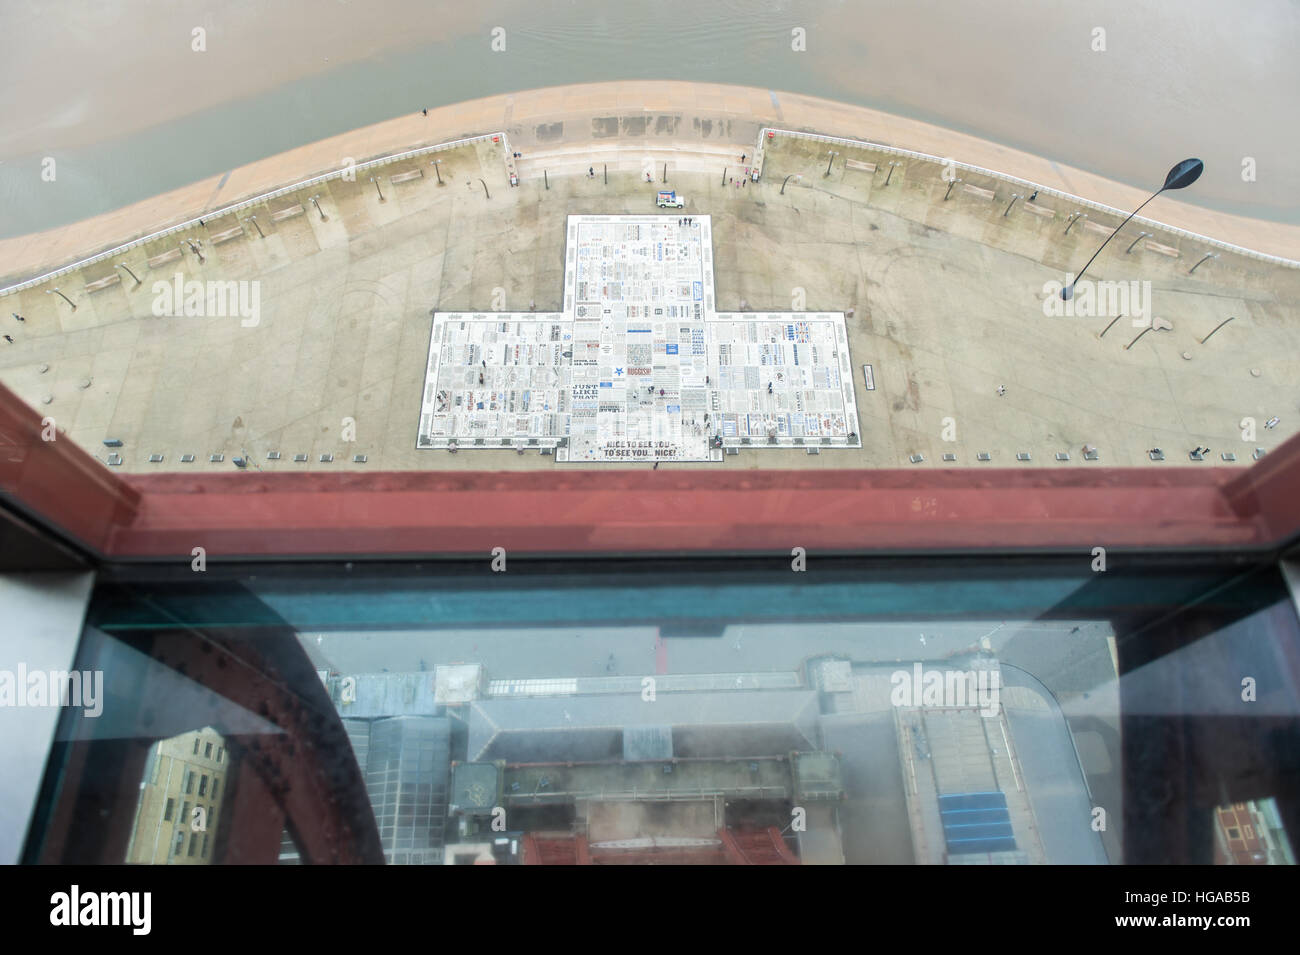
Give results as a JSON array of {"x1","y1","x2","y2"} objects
[{"x1": 1, "y1": 0, "x2": 1297, "y2": 240}]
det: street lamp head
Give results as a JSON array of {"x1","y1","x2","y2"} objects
[{"x1": 1163, "y1": 158, "x2": 1204, "y2": 192}]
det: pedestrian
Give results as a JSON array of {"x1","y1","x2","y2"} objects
[
  {"x1": 741, "y1": 154, "x2": 746, "y2": 162},
  {"x1": 996, "y1": 385, "x2": 1006, "y2": 396},
  {"x1": 3, "y1": 334, "x2": 12, "y2": 344},
  {"x1": 767, "y1": 382, "x2": 773, "y2": 394},
  {"x1": 12, "y1": 313, "x2": 23, "y2": 322},
  {"x1": 659, "y1": 388, "x2": 665, "y2": 397},
  {"x1": 742, "y1": 177, "x2": 746, "y2": 188},
  {"x1": 1028, "y1": 190, "x2": 1038, "y2": 202},
  {"x1": 422, "y1": 108, "x2": 428, "y2": 116},
  {"x1": 653, "y1": 461, "x2": 660, "y2": 470},
  {"x1": 589, "y1": 166, "x2": 594, "y2": 178}
]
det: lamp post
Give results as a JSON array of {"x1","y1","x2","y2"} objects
[
  {"x1": 478, "y1": 178, "x2": 490, "y2": 199},
  {"x1": 370, "y1": 177, "x2": 385, "y2": 202},
  {"x1": 430, "y1": 159, "x2": 444, "y2": 185},
  {"x1": 310, "y1": 195, "x2": 328, "y2": 221},
  {"x1": 824, "y1": 151, "x2": 837, "y2": 177},
  {"x1": 1061, "y1": 159, "x2": 1203, "y2": 301},
  {"x1": 115, "y1": 263, "x2": 142, "y2": 286},
  {"x1": 781, "y1": 173, "x2": 794, "y2": 195},
  {"x1": 1125, "y1": 231, "x2": 1152, "y2": 254},
  {"x1": 46, "y1": 288, "x2": 76, "y2": 310},
  {"x1": 1199, "y1": 315, "x2": 1236, "y2": 345}
]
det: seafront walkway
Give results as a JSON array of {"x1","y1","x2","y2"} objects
[{"x1": 5, "y1": 80, "x2": 1299, "y2": 288}]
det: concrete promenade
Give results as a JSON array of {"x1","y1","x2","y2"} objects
[
  {"x1": 5, "y1": 81, "x2": 1300, "y2": 285},
  {"x1": 0, "y1": 82, "x2": 1296, "y2": 474}
]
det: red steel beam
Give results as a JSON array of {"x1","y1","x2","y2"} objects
[{"x1": 2, "y1": 384, "x2": 1298, "y2": 558}]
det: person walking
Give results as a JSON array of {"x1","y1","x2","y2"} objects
[
  {"x1": 422, "y1": 108, "x2": 428, "y2": 116},
  {"x1": 3, "y1": 334, "x2": 13, "y2": 344},
  {"x1": 996, "y1": 385, "x2": 1006, "y2": 396},
  {"x1": 589, "y1": 166, "x2": 594, "y2": 179},
  {"x1": 12, "y1": 313, "x2": 24, "y2": 322}
]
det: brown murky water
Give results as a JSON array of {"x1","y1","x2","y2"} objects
[{"x1": 0, "y1": 0, "x2": 1296, "y2": 237}]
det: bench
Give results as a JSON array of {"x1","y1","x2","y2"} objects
[
  {"x1": 270, "y1": 204, "x2": 305, "y2": 222},
  {"x1": 147, "y1": 248, "x2": 183, "y2": 269},
  {"x1": 84, "y1": 273, "x2": 122, "y2": 293},
  {"x1": 1145, "y1": 240, "x2": 1180, "y2": 257},
  {"x1": 389, "y1": 169, "x2": 424, "y2": 184},
  {"x1": 844, "y1": 158, "x2": 877, "y2": 173},
  {"x1": 1083, "y1": 219, "x2": 1113, "y2": 235},
  {"x1": 962, "y1": 183, "x2": 995, "y2": 200},
  {"x1": 210, "y1": 224, "x2": 246, "y2": 244},
  {"x1": 1022, "y1": 202, "x2": 1055, "y2": 218}
]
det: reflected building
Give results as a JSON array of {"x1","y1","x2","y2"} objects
[
  {"x1": 280, "y1": 715, "x2": 450, "y2": 865},
  {"x1": 125, "y1": 728, "x2": 227, "y2": 865}
]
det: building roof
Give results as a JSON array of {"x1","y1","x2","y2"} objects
[{"x1": 468, "y1": 689, "x2": 820, "y2": 763}]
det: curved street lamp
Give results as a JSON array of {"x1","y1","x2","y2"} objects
[{"x1": 1061, "y1": 158, "x2": 1203, "y2": 300}]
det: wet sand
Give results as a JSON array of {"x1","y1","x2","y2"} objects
[
  {"x1": 2, "y1": 80, "x2": 1299, "y2": 287},
  {"x1": 1, "y1": 0, "x2": 1297, "y2": 238}
]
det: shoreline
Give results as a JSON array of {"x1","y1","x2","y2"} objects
[{"x1": 4, "y1": 80, "x2": 1300, "y2": 287}]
